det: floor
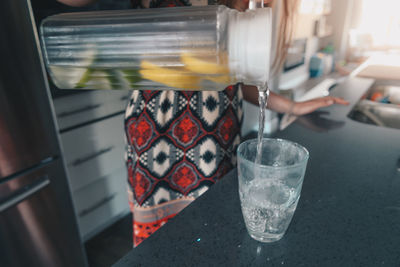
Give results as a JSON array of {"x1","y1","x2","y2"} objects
[{"x1": 85, "y1": 214, "x2": 133, "y2": 267}]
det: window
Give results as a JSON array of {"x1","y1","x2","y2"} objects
[{"x1": 352, "y1": 0, "x2": 400, "y2": 49}]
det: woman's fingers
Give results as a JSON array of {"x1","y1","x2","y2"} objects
[
  {"x1": 293, "y1": 96, "x2": 349, "y2": 116},
  {"x1": 331, "y1": 97, "x2": 350, "y2": 105},
  {"x1": 316, "y1": 96, "x2": 349, "y2": 107}
]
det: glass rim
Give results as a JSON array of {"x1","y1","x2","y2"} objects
[{"x1": 237, "y1": 137, "x2": 309, "y2": 169}]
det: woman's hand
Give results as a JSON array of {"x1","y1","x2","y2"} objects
[
  {"x1": 291, "y1": 96, "x2": 349, "y2": 116},
  {"x1": 241, "y1": 84, "x2": 349, "y2": 116}
]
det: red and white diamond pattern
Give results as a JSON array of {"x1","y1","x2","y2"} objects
[
  {"x1": 170, "y1": 114, "x2": 201, "y2": 147},
  {"x1": 170, "y1": 162, "x2": 198, "y2": 194},
  {"x1": 126, "y1": 115, "x2": 155, "y2": 151}
]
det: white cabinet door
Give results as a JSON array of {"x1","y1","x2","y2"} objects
[
  {"x1": 54, "y1": 90, "x2": 131, "y2": 131},
  {"x1": 61, "y1": 114, "x2": 126, "y2": 192},
  {"x1": 54, "y1": 91, "x2": 132, "y2": 239},
  {"x1": 72, "y1": 167, "x2": 129, "y2": 240}
]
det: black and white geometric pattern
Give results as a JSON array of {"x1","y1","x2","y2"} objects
[
  {"x1": 152, "y1": 187, "x2": 171, "y2": 205},
  {"x1": 146, "y1": 91, "x2": 188, "y2": 131},
  {"x1": 139, "y1": 137, "x2": 184, "y2": 178},
  {"x1": 125, "y1": 90, "x2": 145, "y2": 118},
  {"x1": 190, "y1": 91, "x2": 227, "y2": 130},
  {"x1": 186, "y1": 136, "x2": 225, "y2": 177},
  {"x1": 126, "y1": 143, "x2": 138, "y2": 163}
]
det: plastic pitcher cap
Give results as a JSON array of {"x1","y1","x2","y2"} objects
[{"x1": 228, "y1": 8, "x2": 272, "y2": 86}]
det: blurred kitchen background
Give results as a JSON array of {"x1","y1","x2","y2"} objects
[{"x1": 1, "y1": 0, "x2": 399, "y2": 266}]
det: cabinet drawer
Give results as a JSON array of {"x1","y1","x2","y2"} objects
[
  {"x1": 73, "y1": 168, "x2": 129, "y2": 239},
  {"x1": 53, "y1": 90, "x2": 131, "y2": 130},
  {"x1": 79, "y1": 192, "x2": 129, "y2": 240},
  {"x1": 73, "y1": 167, "x2": 128, "y2": 216},
  {"x1": 60, "y1": 114, "x2": 126, "y2": 191}
]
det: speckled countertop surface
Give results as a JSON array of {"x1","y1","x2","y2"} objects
[{"x1": 114, "y1": 77, "x2": 400, "y2": 266}]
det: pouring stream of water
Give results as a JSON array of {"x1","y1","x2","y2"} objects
[{"x1": 255, "y1": 84, "x2": 269, "y2": 165}]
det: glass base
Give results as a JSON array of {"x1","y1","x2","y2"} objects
[{"x1": 249, "y1": 232, "x2": 284, "y2": 243}]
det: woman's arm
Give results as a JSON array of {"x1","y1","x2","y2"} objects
[{"x1": 241, "y1": 84, "x2": 349, "y2": 116}]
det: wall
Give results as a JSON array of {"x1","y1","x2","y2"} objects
[{"x1": 324, "y1": 0, "x2": 356, "y2": 61}]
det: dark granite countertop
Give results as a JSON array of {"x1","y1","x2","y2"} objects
[{"x1": 114, "y1": 77, "x2": 400, "y2": 266}]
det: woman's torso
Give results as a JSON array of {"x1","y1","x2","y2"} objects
[
  {"x1": 125, "y1": 87, "x2": 242, "y2": 245},
  {"x1": 124, "y1": 0, "x2": 243, "y2": 246}
]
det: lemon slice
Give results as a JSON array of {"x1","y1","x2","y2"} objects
[
  {"x1": 84, "y1": 70, "x2": 113, "y2": 90},
  {"x1": 205, "y1": 74, "x2": 233, "y2": 85},
  {"x1": 106, "y1": 70, "x2": 133, "y2": 90},
  {"x1": 49, "y1": 47, "x2": 96, "y2": 89},
  {"x1": 140, "y1": 61, "x2": 200, "y2": 90},
  {"x1": 181, "y1": 52, "x2": 230, "y2": 75},
  {"x1": 49, "y1": 66, "x2": 93, "y2": 89},
  {"x1": 121, "y1": 69, "x2": 142, "y2": 88}
]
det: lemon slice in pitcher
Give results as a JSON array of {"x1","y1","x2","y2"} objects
[
  {"x1": 83, "y1": 69, "x2": 135, "y2": 90},
  {"x1": 49, "y1": 46, "x2": 97, "y2": 89},
  {"x1": 140, "y1": 60, "x2": 200, "y2": 90},
  {"x1": 83, "y1": 70, "x2": 114, "y2": 90},
  {"x1": 181, "y1": 52, "x2": 230, "y2": 75},
  {"x1": 49, "y1": 66, "x2": 93, "y2": 89},
  {"x1": 205, "y1": 74, "x2": 233, "y2": 85}
]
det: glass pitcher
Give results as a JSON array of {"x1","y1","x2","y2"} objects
[{"x1": 40, "y1": 5, "x2": 271, "y2": 91}]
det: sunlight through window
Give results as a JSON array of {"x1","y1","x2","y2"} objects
[{"x1": 354, "y1": 0, "x2": 400, "y2": 49}]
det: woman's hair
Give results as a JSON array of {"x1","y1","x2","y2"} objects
[
  {"x1": 272, "y1": 0, "x2": 299, "y2": 74},
  {"x1": 218, "y1": 0, "x2": 299, "y2": 75}
]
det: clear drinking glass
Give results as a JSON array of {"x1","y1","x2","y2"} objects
[{"x1": 237, "y1": 138, "x2": 309, "y2": 242}]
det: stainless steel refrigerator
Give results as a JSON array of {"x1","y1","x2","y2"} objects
[{"x1": 0, "y1": 0, "x2": 87, "y2": 266}]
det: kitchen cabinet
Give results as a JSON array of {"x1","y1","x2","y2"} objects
[{"x1": 53, "y1": 90, "x2": 131, "y2": 240}]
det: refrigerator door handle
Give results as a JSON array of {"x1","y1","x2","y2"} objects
[{"x1": 0, "y1": 176, "x2": 50, "y2": 213}]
